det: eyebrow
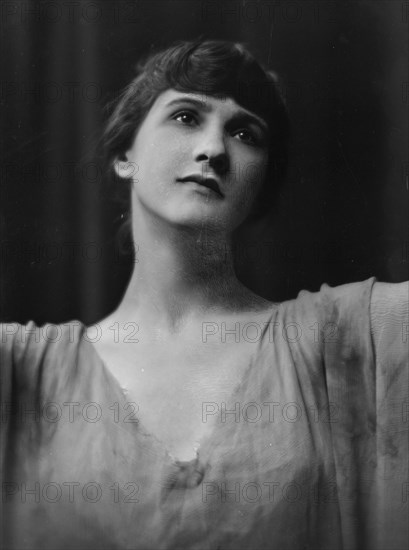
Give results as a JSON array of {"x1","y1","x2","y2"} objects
[{"x1": 164, "y1": 97, "x2": 269, "y2": 134}]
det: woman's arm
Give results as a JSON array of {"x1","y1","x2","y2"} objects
[
  {"x1": 370, "y1": 281, "x2": 409, "y2": 360},
  {"x1": 369, "y1": 281, "x2": 409, "y2": 550}
]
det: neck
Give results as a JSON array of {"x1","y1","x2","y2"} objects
[{"x1": 113, "y1": 208, "x2": 260, "y2": 332}]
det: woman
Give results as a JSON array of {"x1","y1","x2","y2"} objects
[{"x1": 1, "y1": 40, "x2": 408, "y2": 550}]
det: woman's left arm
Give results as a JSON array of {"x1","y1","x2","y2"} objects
[
  {"x1": 370, "y1": 281, "x2": 409, "y2": 378},
  {"x1": 368, "y1": 281, "x2": 409, "y2": 549}
]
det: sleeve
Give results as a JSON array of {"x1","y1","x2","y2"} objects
[
  {"x1": 316, "y1": 278, "x2": 408, "y2": 550},
  {"x1": 369, "y1": 282, "x2": 409, "y2": 550},
  {"x1": 0, "y1": 321, "x2": 84, "y2": 474},
  {"x1": 0, "y1": 322, "x2": 37, "y2": 472}
]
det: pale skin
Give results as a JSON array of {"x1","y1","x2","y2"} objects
[{"x1": 92, "y1": 89, "x2": 278, "y2": 461}]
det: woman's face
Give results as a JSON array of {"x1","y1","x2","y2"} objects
[{"x1": 116, "y1": 89, "x2": 269, "y2": 232}]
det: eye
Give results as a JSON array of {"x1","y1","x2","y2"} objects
[
  {"x1": 173, "y1": 110, "x2": 198, "y2": 126},
  {"x1": 233, "y1": 128, "x2": 261, "y2": 145}
]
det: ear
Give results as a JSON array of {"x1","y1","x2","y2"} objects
[{"x1": 113, "y1": 154, "x2": 139, "y2": 182}]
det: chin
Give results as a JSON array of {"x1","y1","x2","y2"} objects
[
  {"x1": 142, "y1": 197, "x2": 247, "y2": 233},
  {"x1": 163, "y1": 204, "x2": 231, "y2": 231},
  {"x1": 176, "y1": 212, "x2": 245, "y2": 235}
]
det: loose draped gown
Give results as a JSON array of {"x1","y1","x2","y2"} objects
[{"x1": 1, "y1": 278, "x2": 408, "y2": 550}]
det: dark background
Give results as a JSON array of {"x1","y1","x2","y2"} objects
[{"x1": 1, "y1": 0, "x2": 408, "y2": 325}]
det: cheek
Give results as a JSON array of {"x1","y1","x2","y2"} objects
[
  {"x1": 135, "y1": 138, "x2": 185, "y2": 188},
  {"x1": 232, "y1": 155, "x2": 267, "y2": 204},
  {"x1": 143, "y1": 133, "x2": 188, "y2": 176}
]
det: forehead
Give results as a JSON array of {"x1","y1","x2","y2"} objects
[{"x1": 150, "y1": 89, "x2": 268, "y2": 128}]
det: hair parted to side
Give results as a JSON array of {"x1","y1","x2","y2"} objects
[{"x1": 100, "y1": 39, "x2": 290, "y2": 244}]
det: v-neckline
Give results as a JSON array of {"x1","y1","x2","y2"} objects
[{"x1": 79, "y1": 306, "x2": 278, "y2": 465}]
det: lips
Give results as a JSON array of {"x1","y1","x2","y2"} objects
[{"x1": 178, "y1": 174, "x2": 224, "y2": 197}]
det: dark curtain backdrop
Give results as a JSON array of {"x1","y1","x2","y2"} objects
[{"x1": 1, "y1": 0, "x2": 408, "y2": 325}]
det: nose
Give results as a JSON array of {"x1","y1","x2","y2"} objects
[{"x1": 193, "y1": 124, "x2": 229, "y2": 175}]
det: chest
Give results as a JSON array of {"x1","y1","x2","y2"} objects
[{"x1": 93, "y1": 339, "x2": 254, "y2": 461}]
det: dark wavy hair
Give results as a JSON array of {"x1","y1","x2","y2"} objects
[{"x1": 101, "y1": 39, "x2": 290, "y2": 243}]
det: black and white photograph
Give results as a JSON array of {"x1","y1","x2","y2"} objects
[{"x1": 1, "y1": 1, "x2": 408, "y2": 548}]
